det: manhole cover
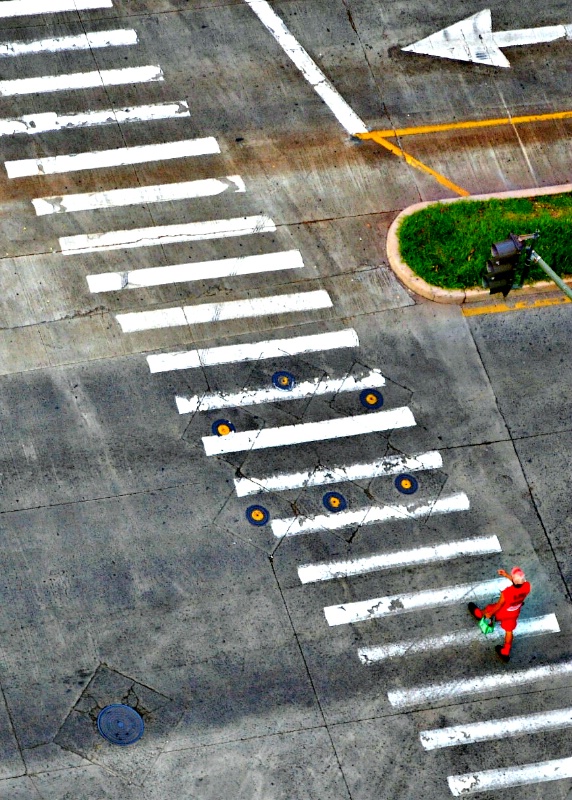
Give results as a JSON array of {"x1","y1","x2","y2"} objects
[{"x1": 97, "y1": 704, "x2": 144, "y2": 746}]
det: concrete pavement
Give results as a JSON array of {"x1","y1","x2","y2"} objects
[{"x1": 0, "y1": 1, "x2": 571, "y2": 798}]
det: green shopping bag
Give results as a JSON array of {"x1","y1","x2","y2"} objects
[{"x1": 479, "y1": 615, "x2": 496, "y2": 635}]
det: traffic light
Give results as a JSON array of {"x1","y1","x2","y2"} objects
[{"x1": 482, "y1": 234, "x2": 522, "y2": 297}]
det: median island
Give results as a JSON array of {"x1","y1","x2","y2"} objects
[{"x1": 388, "y1": 188, "x2": 572, "y2": 303}]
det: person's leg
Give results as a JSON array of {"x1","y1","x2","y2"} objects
[
  {"x1": 468, "y1": 602, "x2": 483, "y2": 619},
  {"x1": 495, "y1": 620, "x2": 516, "y2": 662},
  {"x1": 501, "y1": 629, "x2": 514, "y2": 656}
]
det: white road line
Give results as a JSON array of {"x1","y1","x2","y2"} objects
[
  {"x1": 235, "y1": 450, "x2": 443, "y2": 497},
  {"x1": 60, "y1": 215, "x2": 276, "y2": 254},
  {"x1": 203, "y1": 407, "x2": 415, "y2": 457},
  {"x1": 448, "y1": 757, "x2": 572, "y2": 796},
  {"x1": 0, "y1": 30, "x2": 137, "y2": 59},
  {"x1": 388, "y1": 660, "x2": 572, "y2": 709},
  {"x1": 0, "y1": 66, "x2": 163, "y2": 97},
  {"x1": 361, "y1": 614, "x2": 560, "y2": 665},
  {"x1": 300, "y1": 535, "x2": 499, "y2": 584},
  {"x1": 147, "y1": 328, "x2": 359, "y2": 373},
  {"x1": 0, "y1": 0, "x2": 112, "y2": 17},
  {"x1": 176, "y1": 370, "x2": 385, "y2": 415},
  {"x1": 116, "y1": 290, "x2": 332, "y2": 332},
  {"x1": 7, "y1": 137, "x2": 219, "y2": 179},
  {"x1": 272, "y1": 491, "x2": 469, "y2": 539},
  {"x1": 324, "y1": 578, "x2": 506, "y2": 627},
  {"x1": 244, "y1": 0, "x2": 367, "y2": 135},
  {"x1": 87, "y1": 250, "x2": 304, "y2": 293},
  {"x1": 0, "y1": 103, "x2": 191, "y2": 138},
  {"x1": 421, "y1": 696, "x2": 571, "y2": 750},
  {"x1": 33, "y1": 175, "x2": 244, "y2": 215}
]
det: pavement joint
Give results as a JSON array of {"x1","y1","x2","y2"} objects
[
  {"x1": 0, "y1": 479, "x2": 207, "y2": 517},
  {"x1": 268, "y1": 559, "x2": 355, "y2": 800},
  {"x1": 162, "y1": 720, "x2": 330, "y2": 753},
  {"x1": 470, "y1": 328, "x2": 572, "y2": 609},
  {"x1": 0, "y1": 684, "x2": 25, "y2": 775}
]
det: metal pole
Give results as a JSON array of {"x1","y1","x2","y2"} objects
[{"x1": 529, "y1": 250, "x2": 572, "y2": 301}]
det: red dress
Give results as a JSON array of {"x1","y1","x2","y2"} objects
[{"x1": 485, "y1": 582, "x2": 531, "y2": 631}]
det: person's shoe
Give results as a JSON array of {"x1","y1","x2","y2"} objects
[
  {"x1": 468, "y1": 602, "x2": 483, "y2": 620},
  {"x1": 495, "y1": 645, "x2": 510, "y2": 663}
]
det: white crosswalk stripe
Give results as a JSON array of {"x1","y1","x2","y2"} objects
[
  {"x1": 420, "y1": 700, "x2": 572, "y2": 750},
  {"x1": 0, "y1": 66, "x2": 164, "y2": 97},
  {"x1": 0, "y1": 30, "x2": 138, "y2": 59},
  {"x1": 324, "y1": 578, "x2": 506, "y2": 626},
  {"x1": 176, "y1": 370, "x2": 384, "y2": 414},
  {"x1": 147, "y1": 329, "x2": 360, "y2": 373},
  {"x1": 87, "y1": 250, "x2": 304, "y2": 293},
  {"x1": 0, "y1": 103, "x2": 191, "y2": 138},
  {"x1": 235, "y1": 450, "x2": 442, "y2": 496},
  {"x1": 359, "y1": 614, "x2": 560, "y2": 663},
  {"x1": 33, "y1": 175, "x2": 245, "y2": 215},
  {"x1": 299, "y1": 535, "x2": 501, "y2": 584},
  {"x1": 7, "y1": 138, "x2": 220, "y2": 178},
  {"x1": 448, "y1": 757, "x2": 572, "y2": 796},
  {"x1": 60, "y1": 215, "x2": 276, "y2": 254},
  {"x1": 271, "y1": 491, "x2": 469, "y2": 538},
  {"x1": 388, "y1": 660, "x2": 572, "y2": 708},
  {"x1": 116, "y1": 290, "x2": 332, "y2": 332},
  {"x1": 0, "y1": 0, "x2": 112, "y2": 17},
  {"x1": 203, "y1": 407, "x2": 415, "y2": 457}
]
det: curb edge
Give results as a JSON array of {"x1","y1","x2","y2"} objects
[{"x1": 386, "y1": 183, "x2": 572, "y2": 304}]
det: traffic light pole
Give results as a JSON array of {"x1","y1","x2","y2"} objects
[
  {"x1": 527, "y1": 250, "x2": 572, "y2": 301},
  {"x1": 484, "y1": 233, "x2": 572, "y2": 300}
]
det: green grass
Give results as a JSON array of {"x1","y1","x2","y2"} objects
[{"x1": 397, "y1": 193, "x2": 572, "y2": 290}]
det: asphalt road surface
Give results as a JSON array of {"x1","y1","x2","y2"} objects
[{"x1": 0, "y1": 1, "x2": 571, "y2": 798}]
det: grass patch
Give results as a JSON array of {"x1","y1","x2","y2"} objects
[{"x1": 397, "y1": 193, "x2": 572, "y2": 290}]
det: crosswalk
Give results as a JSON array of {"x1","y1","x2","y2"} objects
[
  {"x1": 146, "y1": 329, "x2": 360, "y2": 372},
  {"x1": 59, "y1": 215, "x2": 277, "y2": 253},
  {"x1": 0, "y1": 65, "x2": 164, "y2": 97},
  {"x1": 7, "y1": 138, "x2": 220, "y2": 177},
  {"x1": 0, "y1": 0, "x2": 112, "y2": 17},
  {"x1": 34, "y1": 175, "x2": 246, "y2": 215},
  {"x1": 2, "y1": 2, "x2": 569, "y2": 796},
  {"x1": 86, "y1": 249, "x2": 304, "y2": 293},
  {"x1": 0, "y1": 29, "x2": 138, "y2": 58},
  {"x1": 358, "y1": 614, "x2": 560, "y2": 663},
  {"x1": 0, "y1": 103, "x2": 191, "y2": 138},
  {"x1": 115, "y1": 290, "x2": 332, "y2": 332}
]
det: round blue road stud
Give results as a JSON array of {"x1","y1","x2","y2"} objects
[
  {"x1": 97, "y1": 704, "x2": 144, "y2": 747},
  {"x1": 395, "y1": 474, "x2": 419, "y2": 495},
  {"x1": 212, "y1": 419, "x2": 235, "y2": 437},
  {"x1": 272, "y1": 371, "x2": 296, "y2": 391},
  {"x1": 360, "y1": 389, "x2": 384, "y2": 409},
  {"x1": 323, "y1": 491, "x2": 347, "y2": 512},
  {"x1": 246, "y1": 505, "x2": 270, "y2": 526}
]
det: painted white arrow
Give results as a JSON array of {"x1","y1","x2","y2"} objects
[{"x1": 403, "y1": 9, "x2": 572, "y2": 67}]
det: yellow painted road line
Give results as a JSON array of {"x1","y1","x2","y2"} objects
[
  {"x1": 366, "y1": 109, "x2": 572, "y2": 139},
  {"x1": 360, "y1": 131, "x2": 470, "y2": 197},
  {"x1": 462, "y1": 295, "x2": 571, "y2": 316}
]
